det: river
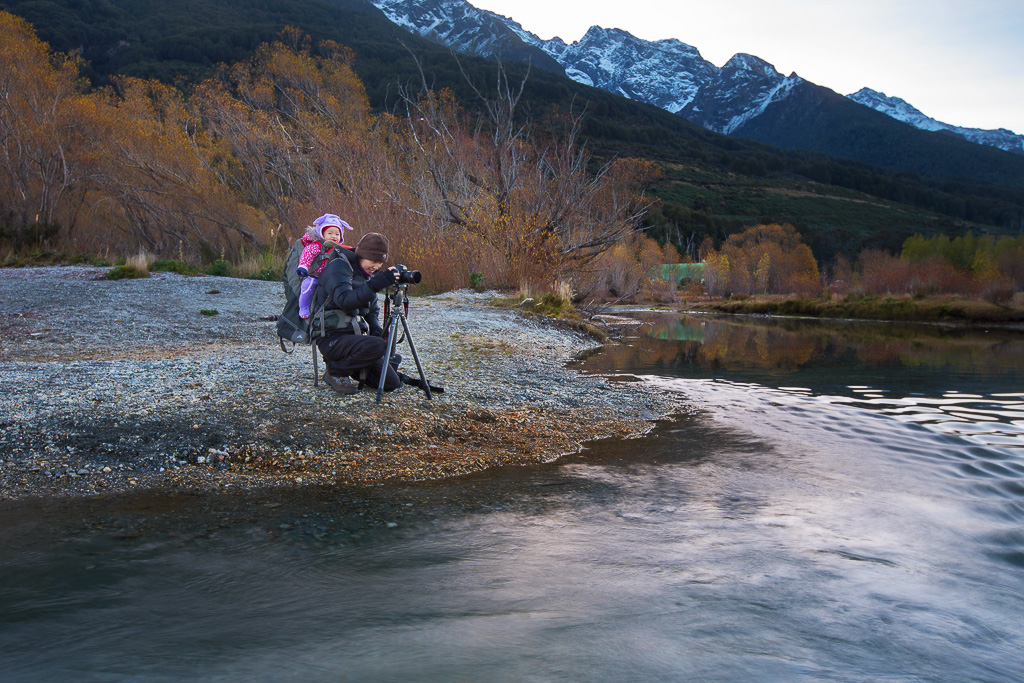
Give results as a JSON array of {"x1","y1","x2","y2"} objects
[{"x1": 2, "y1": 313, "x2": 1023, "y2": 681}]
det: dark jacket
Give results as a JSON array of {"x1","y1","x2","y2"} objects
[{"x1": 316, "y1": 247, "x2": 389, "y2": 336}]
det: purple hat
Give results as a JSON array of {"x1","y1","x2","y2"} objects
[{"x1": 312, "y1": 214, "x2": 354, "y2": 240}]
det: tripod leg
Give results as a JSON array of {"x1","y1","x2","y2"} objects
[
  {"x1": 400, "y1": 315, "x2": 432, "y2": 400},
  {"x1": 376, "y1": 315, "x2": 401, "y2": 404},
  {"x1": 313, "y1": 341, "x2": 319, "y2": 388}
]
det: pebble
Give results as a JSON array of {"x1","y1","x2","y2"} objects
[{"x1": 0, "y1": 266, "x2": 682, "y2": 500}]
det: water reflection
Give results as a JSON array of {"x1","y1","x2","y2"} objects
[
  {"x1": 584, "y1": 312, "x2": 1024, "y2": 483},
  {"x1": 588, "y1": 311, "x2": 1024, "y2": 583},
  {"x1": 3, "y1": 313, "x2": 1024, "y2": 680},
  {"x1": 588, "y1": 313, "x2": 1024, "y2": 383}
]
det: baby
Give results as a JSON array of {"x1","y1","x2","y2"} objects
[{"x1": 297, "y1": 213, "x2": 353, "y2": 318}]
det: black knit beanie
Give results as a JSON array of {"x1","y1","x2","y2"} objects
[{"x1": 355, "y1": 232, "x2": 389, "y2": 262}]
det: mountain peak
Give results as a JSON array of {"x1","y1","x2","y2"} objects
[
  {"x1": 848, "y1": 87, "x2": 928, "y2": 121},
  {"x1": 365, "y1": 0, "x2": 1023, "y2": 157},
  {"x1": 521, "y1": 22, "x2": 718, "y2": 112},
  {"x1": 581, "y1": 25, "x2": 627, "y2": 41},
  {"x1": 848, "y1": 88, "x2": 1024, "y2": 155},
  {"x1": 723, "y1": 53, "x2": 780, "y2": 78}
]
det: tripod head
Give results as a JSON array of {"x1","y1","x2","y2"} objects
[
  {"x1": 384, "y1": 282, "x2": 409, "y2": 307},
  {"x1": 376, "y1": 274, "x2": 434, "y2": 404}
]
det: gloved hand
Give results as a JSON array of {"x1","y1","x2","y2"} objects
[
  {"x1": 296, "y1": 266, "x2": 309, "y2": 277},
  {"x1": 367, "y1": 268, "x2": 397, "y2": 292}
]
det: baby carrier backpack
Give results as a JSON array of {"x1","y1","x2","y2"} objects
[{"x1": 276, "y1": 239, "x2": 355, "y2": 387}]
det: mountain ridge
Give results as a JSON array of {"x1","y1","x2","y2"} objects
[
  {"x1": 848, "y1": 87, "x2": 1024, "y2": 156},
  {"x1": 366, "y1": 0, "x2": 1024, "y2": 160}
]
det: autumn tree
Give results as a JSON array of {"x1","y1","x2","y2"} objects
[
  {"x1": 1, "y1": 18, "x2": 663, "y2": 292},
  {"x1": 0, "y1": 11, "x2": 89, "y2": 238},
  {"x1": 388, "y1": 57, "x2": 656, "y2": 291},
  {"x1": 704, "y1": 223, "x2": 821, "y2": 296},
  {"x1": 75, "y1": 77, "x2": 271, "y2": 257},
  {"x1": 192, "y1": 31, "x2": 377, "y2": 236}
]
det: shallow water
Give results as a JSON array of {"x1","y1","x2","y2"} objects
[{"x1": 2, "y1": 314, "x2": 1023, "y2": 681}]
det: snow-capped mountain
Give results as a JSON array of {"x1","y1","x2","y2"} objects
[
  {"x1": 368, "y1": 0, "x2": 562, "y2": 72},
  {"x1": 848, "y1": 88, "x2": 1024, "y2": 155},
  {"x1": 368, "y1": 0, "x2": 719, "y2": 113},
  {"x1": 530, "y1": 26, "x2": 718, "y2": 114},
  {"x1": 370, "y1": 1, "x2": 805, "y2": 138},
  {"x1": 367, "y1": 0, "x2": 1022, "y2": 159},
  {"x1": 679, "y1": 54, "x2": 803, "y2": 134}
]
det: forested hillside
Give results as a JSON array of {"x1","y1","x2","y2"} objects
[
  {"x1": 2, "y1": 0, "x2": 1023, "y2": 264},
  {"x1": 1, "y1": 12, "x2": 670, "y2": 297},
  {"x1": 735, "y1": 82, "x2": 1024, "y2": 188}
]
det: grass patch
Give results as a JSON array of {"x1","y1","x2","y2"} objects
[
  {"x1": 106, "y1": 264, "x2": 150, "y2": 280},
  {"x1": 234, "y1": 246, "x2": 284, "y2": 281},
  {"x1": 456, "y1": 335, "x2": 515, "y2": 354},
  {"x1": 487, "y1": 283, "x2": 610, "y2": 342},
  {"x1": 701, "y1": 293, "x2": 1024, "y2": 324},
  {"x1": 151, "y1": 259, "x2": 198, "y2": 275},
  {"x1": 200, "y1": 309, "x2": 219, "y2": 316}
]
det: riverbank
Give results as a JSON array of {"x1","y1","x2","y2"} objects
[
  {"x1": 691, "y1": 292, "x2": 1024, "y2": 326},
  {"x1": 0, "y1": 267, "x2": 681, "y2": 501}
]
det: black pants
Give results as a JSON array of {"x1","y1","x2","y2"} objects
[{"x1": 316, "y1": 333, "x2": 402, "y2": 392}]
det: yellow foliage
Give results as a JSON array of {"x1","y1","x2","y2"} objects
[
  {"x1": 0, "y1": 15, "x2": 654, "y2": 288},
  {"x1": 704, "y1": 223, "x2": 821, "y2": 296}
]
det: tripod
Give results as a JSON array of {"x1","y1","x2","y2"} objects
[{"x1": 376, "y1": 284, "x2": 433, "y2": 404}]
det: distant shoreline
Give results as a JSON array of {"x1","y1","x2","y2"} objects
[{"x1": 670, "y1": 293, "x2": 1024, "y2": 328}]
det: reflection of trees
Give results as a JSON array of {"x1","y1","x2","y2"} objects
[
  {"x1": 695, "y1": 320, "x2": 822, "y2": 370},
  {"x1": 582, "y1": 313, "x2": 1024, "y2": 376},
  {"x1": 893, "y1": 338, "x2": 1024, "y2": 374}
]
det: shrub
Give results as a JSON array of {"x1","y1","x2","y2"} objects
[
  {"x1": 107, "y1": 265, "x2": 150, "y2": 280},
  {"x1": 977, "y1": 275, "x2": 1015, "y2": 306},
  {"x1": 533, "y1": 286, "x2": 575, "y2": 318},
  {"x1": 151, "y1": 259, "x2": 198, "y2": 275},
  {"x1": 204, "y1": 259, "x2": 231, "y2": 277},
  {"x1": 200, "y1": 309, "x2": 218, "y2": 316}
]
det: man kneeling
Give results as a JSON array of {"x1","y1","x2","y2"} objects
[{"x1": 314, "y1": 232, "x2": 402, "y2": 395}]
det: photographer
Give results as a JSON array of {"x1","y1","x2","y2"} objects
[{"x1": 314, "y1": 232, "x2": 402, "y2": 395}]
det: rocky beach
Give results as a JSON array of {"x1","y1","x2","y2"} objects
[{"x1": 0, "y1": 267, "x2": 681, "y2": 501}]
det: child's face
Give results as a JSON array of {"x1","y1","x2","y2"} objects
[{"x1": 322, "y1": 226, "x2": 343, "y2": 244}]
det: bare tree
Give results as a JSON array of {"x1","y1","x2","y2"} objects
[{"x1": 386, "y1": 51, "x2": 654, "y2": 287}]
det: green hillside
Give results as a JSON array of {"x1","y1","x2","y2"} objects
[{"x1": 3, "y1": 0, "x2": 1022, "y2": 262}]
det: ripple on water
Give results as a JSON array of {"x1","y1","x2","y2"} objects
[
  {"x1": 814, "y1": 384, "x2": 1024, "y2": 569},
  {"x1": 666, "y1": 377, "x2": 1024, "y2": 535}
]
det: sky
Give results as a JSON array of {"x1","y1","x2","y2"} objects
[{"x1": 467, "y1": 0, "x2": 1024, "y2": 134}]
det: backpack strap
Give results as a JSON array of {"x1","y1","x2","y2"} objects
[
  {"x1": 308, "y1": 250, "x2": 329, "y2": 276},
  {"x1": 308, "y1": 243, "x2": 350, "y2": 275}
]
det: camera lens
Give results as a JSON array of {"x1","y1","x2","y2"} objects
[{"x1": 394, "y1": 264, "x2": 421, "y2": 285}]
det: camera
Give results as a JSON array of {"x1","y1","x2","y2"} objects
[{"x1": 393, "y1": 264, "x2": 422, "y2": 285}]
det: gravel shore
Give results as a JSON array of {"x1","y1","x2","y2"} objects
[{"x1": 0, "y1": 267, "x2": 681, "y2": 501}]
